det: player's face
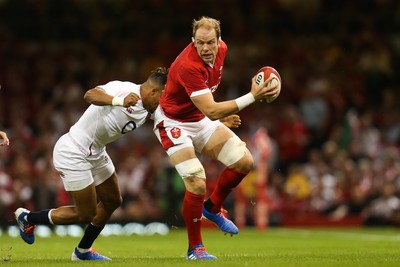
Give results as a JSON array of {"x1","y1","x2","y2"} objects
[{"x1": 193, "y1": 27, "x2": 219, "y2": 64}]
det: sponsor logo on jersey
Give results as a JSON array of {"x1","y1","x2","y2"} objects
[
  {"x1": 210, "y1": 82, "x2": 220, "y2": 93},
  {"x1": 121, "y1": 121, "x2": 137, "y2": 134}
]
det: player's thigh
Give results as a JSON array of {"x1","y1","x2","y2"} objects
[
  {"x1": 202, "y1": 125, "x2": 253, "y2": 170},
  {"x1": 68, "y1": 183, "x2": 98, "y2": 217},
  {"x1": 57, "y1": 168, "x2": 98, "y2": 218},
  {"x1": 95, "y1": 172, "x2": 122, "y2": 208},
  {"x1": 169, "y1": 146, "x2": 197, "y2": 166},
  {"x1": 90, "y1": 157, "x2": 121, "y2": 208},
  {"x1": 201, "y1": 124, "x2": 235, "y2": 159}
]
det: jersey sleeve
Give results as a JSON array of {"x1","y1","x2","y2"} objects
[{"x1": 178, "y1": 65, "x2": 210, "y2": 97}]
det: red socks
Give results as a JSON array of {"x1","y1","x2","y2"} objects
[
  {"x1": 182, "y1": 190, "x2": 204, "y2": 250},
  {"x1": 182, "y1": 168, "x2": 248, "y2": 250},
  {"x1": 209, "y1": 168, "x2": 248, "y2": 212}
]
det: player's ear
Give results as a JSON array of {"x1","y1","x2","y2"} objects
[
  {"x1": 152, "y1": 87, "x2": 162, "y2": 94},
  {"x1": 192, "y1": 37, "x2": 194, "y2": 43},
  {"x1": 218, "y1": 36, "x2": 221, "y2": 46}
]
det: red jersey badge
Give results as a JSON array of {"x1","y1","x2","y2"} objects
[{"x1": 170, "y1": 127, "x2": 181, "y2": 139}]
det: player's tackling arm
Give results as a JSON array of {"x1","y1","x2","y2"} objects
[{"x1": 84, "y1": 87, "x2": 140, "y2": 107}]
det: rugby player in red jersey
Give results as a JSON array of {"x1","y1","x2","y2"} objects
[{"x1": 153, "y1": 16, "x2": 279, "y2": 260}]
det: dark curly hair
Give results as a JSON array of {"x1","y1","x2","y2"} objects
[{"x1": 148, "y1": 67, "x2": 169, "y2": 87}]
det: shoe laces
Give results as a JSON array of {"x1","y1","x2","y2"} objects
[
  {"x1": 89, "y1": 248, "x2": 98, "y2": 255},
  {"x1": 25, "y1": 225, "x2": 36, "y2": 236},
  {"x1": 193, "y1": 246, "x2": 208, "y2": 258},
  {"x1": 217, "y1": 208, "x2": 228, "y2": 219}
]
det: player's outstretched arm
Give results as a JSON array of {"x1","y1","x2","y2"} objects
[
  {"x1": 0, "y1": 131, "x2": 9, "y2": 146},
  {"x1": 191, "y1": 75, "x2": 278, "y2": 120},
  {"x1": 191, "y1": 92, "x2": 239, "y2": 120},
  {"x1": 84, "y1": 87, "x2": 140, "y2": 107}
]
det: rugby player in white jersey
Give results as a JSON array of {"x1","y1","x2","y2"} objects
[{"x1": 14, "y1": 67, "x2": 168, "y2": 261}]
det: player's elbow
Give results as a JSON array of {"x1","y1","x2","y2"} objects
[
  {"x1": 204, "y1": 109, "x2": 223, "y2": 121},
  {"x1": 83, "y1": 89, "x2": 95, "y2": 104}
]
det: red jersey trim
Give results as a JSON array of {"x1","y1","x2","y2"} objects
[{"x1": 156, "y1": 121, "x2": 175, "y2": 150}]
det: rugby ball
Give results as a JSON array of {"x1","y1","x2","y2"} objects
[{"x1": 255, "y1": 66, "x2": 282, "y2": 103}]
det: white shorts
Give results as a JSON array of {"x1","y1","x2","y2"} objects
[
  {"x1": 53, "y1": 134, "x2": 115, "y2": 191},
  {"x1": 153, "y1": 106, "x2": 222, "y2": 156}
]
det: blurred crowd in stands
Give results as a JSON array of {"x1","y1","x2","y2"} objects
[{"x1": 0, "y1": 0, "x2": 399, "y2": 228}]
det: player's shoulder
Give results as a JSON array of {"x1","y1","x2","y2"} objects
[
  {"x1": 102, "y1": 80, "x2": 136, "y2": 87},
  {"x1": 218, "y1": 40, "x2": 228, "y2": 57},
  {"x1": 171, "y1": 52, "x2": 203, "y2": 77},
  {"x1": 219, "y1": 40, "x2": 228, "y2": 50},
  {"x1": 99, "y1": 80, "x2": 139, "y2": 91},
  {"x1": 177, "y1": 59, "x2": 205, "y2": 80}
]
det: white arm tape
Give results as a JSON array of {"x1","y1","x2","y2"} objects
[
  {"x1": 112, "y1": 96, "x2": 124, "y2": 106},
  {"x1": 234, "y1": 93, "x2": 255, "y2": 111}
]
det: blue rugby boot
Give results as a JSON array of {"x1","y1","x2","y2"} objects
[
  {"x1": 187, "y1": 243, "x2": 217, "y2": 260},
  {"x1": 202, "y1": 206, "x2": 239, "y2": 235},
  {"x1": 71, "y1": 247, "x2": 111, "y2": 261},
  {"x1": 14, "y1": 208, "x2": 36, "y2": 245}
]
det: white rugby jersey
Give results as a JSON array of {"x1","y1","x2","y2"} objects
[{"x1": 68, "y1": 81, "x2": 150, "y2": 157}]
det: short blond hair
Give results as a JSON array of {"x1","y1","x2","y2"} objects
[{"x1": 192, "y1": 16, "x2": 221, "y2": 39}]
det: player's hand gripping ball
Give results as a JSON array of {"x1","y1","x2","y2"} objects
[{"x1": 255, "y1": 66, "x2": 282, "y2": 103}]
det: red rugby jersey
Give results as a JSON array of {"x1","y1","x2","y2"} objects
[{"x1": 160, "y1": 41, "x2": 227, "y2": 122}]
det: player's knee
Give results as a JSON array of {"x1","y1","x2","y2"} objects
[
  {"x1": 103, "y1": 195, "x2": 123, "y2": 212},
  {"x1": 78, "y1": 211, "x2": 96, "y2": 224},
  {"x1": 175, "y1": 158, "x2": 207, "y2": 194},
  {"x1": 217, "y1": 136, "x2": 253, "y2": 171},
  {"x1": 183, "y1": 176, "x2": 207, "y2": 195},
  {"x1": 175, "y1": 158, "x2": 206, "y2": 179},
  {"x1": 109, "y1": 195, "x2": 123, "y2": 210},
  {"x1": 232, "y1": 150, "x2": 254, "y2": 173},
  {"x1": 115, "y1": 195, "x2": 123, "y2": 208}
]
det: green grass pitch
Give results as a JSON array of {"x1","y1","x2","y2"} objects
[{"x1": 1, "y1": 227, "x2": 400, "y2": 266}]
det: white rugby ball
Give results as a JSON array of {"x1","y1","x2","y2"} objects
[{"x1": 255, "y1": 66, "x2": 282, "y2": 103}]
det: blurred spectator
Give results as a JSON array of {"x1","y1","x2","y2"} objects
[
  {"x1": 361, "y1": 182, "x2": 400, "y2": 226},
  {"x1": 299, "y1": 82, "x2": 330, "y2": 149},
  {"x1": 275, "y1": 104, "x2": 310, "y2": 173},
  {"x1": 235, "y1": 127, "x2": 275, "y2": 230},
  {"x1": 284, "y1": 164, "x2": 311, "y2": 204},
  {"x1": 113, "y1": 144, "x2": 166, "y2": 223},
  {"x1": 0, "y1": 168, "x2": 13, "y2": 225}
]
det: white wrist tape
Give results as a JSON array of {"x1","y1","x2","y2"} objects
[
  {"x1": 112, "y1": 96, "x2": 124, "y2": 106},
  {"x1": 234, "y1": 93, "x2": 255, "y2": 111}
]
